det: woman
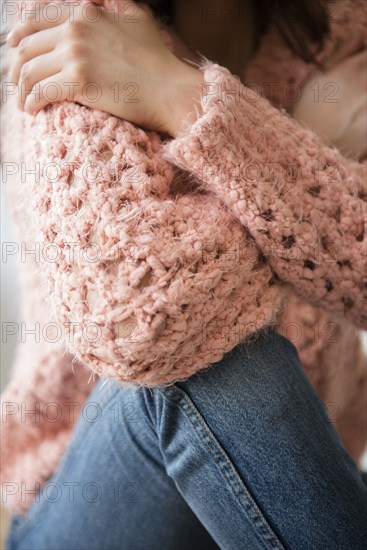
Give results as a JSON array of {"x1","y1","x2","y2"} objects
[{"x1": 1, "y1": 0, "x2": 367, "y2": 548}]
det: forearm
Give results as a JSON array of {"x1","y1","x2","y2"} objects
[
  {"x1": 5, "y1": 83, "x2": 285, "y2": 387},
  {"x1": 164, "y1": 62, "x2": 204, "y2": 139},
  {"x1": 161, "y1": 60, "x2": 367, "y2": 329}
]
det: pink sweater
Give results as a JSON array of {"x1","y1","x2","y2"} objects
[{"x1": 1, "y1": 0, "x2": 366, "y2": 515}]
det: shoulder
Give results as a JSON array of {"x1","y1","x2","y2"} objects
[{"x1": 244, "y1": 0, "x2": 366, "y2": 111}]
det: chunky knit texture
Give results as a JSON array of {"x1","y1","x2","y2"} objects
[{"x1": 1, "y1": 0, "x2": 366, "y2": 515}]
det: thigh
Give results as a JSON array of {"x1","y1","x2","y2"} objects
[
  {"x1": 147, "y1": 327, "x2": 367, "y2": 550},
  {"x1": 6, "y1": 378, "x2": 218, "y2": 550}
]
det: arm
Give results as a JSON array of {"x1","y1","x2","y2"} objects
[
  {"x1": 4, "y1": 0, "x2": 286, "y2": 389},
  {"x1": 5, "y1": 83, "x2": 281, "y2": 387},
  {"x1": 160, "y1": 58, "x2": 367, "y2": 329}
]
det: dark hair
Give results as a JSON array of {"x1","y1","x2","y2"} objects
[
  {"x1": 0, "y1": 0, "x2": 331, "y2": 81},
  {"x1": 140, "y1": 0, "x2": 331, "y2": 68}
]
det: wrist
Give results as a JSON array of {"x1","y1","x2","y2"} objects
[{"x1": 164, "y1": 62, "x2": 204, "y2": 139}]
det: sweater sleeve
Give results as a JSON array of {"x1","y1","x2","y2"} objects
[
  {"x1": 5, "y1": 81, "x2": 288, "y2": 388},
  {"x1": 160, "y1": 59, "x2": 367, "y2": 330},
  {"x1": 4, "y1": 0, "x2": 291, "y2": 389},
  {"x1": 0, "y1": 95, "x2": 94, "y2": 515}
]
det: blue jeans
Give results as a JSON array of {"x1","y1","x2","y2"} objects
[{"x1": 6, "y1": 327, "x2": 367, "y2": 549}]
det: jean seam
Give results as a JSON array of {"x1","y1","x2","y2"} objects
[
  {"x1": 158, "y1": 385, "x2": 286, "y2": 550},
  {"x1": 11, "y1": 379, "x2": 122, "y2": 542}
]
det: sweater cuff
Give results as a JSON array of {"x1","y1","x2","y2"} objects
[{"x1": 160, "y1": 56, "x2": 255, "y2": 181}]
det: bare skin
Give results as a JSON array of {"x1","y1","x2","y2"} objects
[
  {"x1": 5, "y1": 0, "x2": 366, "y2": 349},
  {"x1": 5, "y1": 0, "x2": 256, "y2": 137},
  {"x1": 6, "y1": 0, "x2": 366, "y2": 149},
  {"x1": 293, "y1": 50, "x2": 367, "y2": 160}
]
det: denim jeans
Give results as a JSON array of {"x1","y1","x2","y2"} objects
[{"x1": 5, "y1": 327, "x2": 367, "y2": 550}]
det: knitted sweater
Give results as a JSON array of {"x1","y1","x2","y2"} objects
[{"x1": 1, "y1": 0, "x2": 366, "y2": 515}]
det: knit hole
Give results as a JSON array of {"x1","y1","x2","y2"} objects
[
  {"x1": 260, "y1": 209, "x2": 274, "y2": 221},
  {"x1": 136, "y1": 143, "x2": 148, "y2": 154},
  {"x1": 282, "y1": 235, "x2": 295, "y2": 249},
  {"x1": 356, "y1": 229, "x2": 364, "y2": 242},
  {"x1": 152, "y1": 316, "x2": 167, "y2": 341},
  {"x1": 341, "y1": 296, "x2": 354, "y2": 308},
  {"x1": 337, "y1": 259, "x2": 351, "y2": 268},
  {"x1": 137, "y1": 269, "x2": 152, "y2": 289},
  {"x1": 99, "y1": 149, "x2": 113, "y2": 162},
  {"x1": 321, "y1": 236, "x2": 329, "y2": 251},
  {"x1": 113, "y1": 316, "x2": 137, "y2": 340},
  {"x1": 189, "y1": 262, "x2": 198, "y2": 274},
  {"x1": 304, "y1": 259, "x2": 316, "y2": 270},
  {"x1": 42, "y1": 198, "x2": 51, "y2": 212},
  {"x1": 325, "y1": 279, "x2": 333, "y2": 291},
  {"x1": 334, "y1": 207, "x2": 341, "y2": 223},
  {"x1": 307, "y1": 185, "x2": 321, "y2": 197},
  {"x1": 67, "y1": 171, "x2": 75, "y2": 185}
]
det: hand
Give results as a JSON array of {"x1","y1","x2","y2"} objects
[
  {"x1": 292, "y1": 50, "x2": 367, "y2": 160},
  {"x1": 6, "y1": 0, "x2": 203, "y2": 136}
]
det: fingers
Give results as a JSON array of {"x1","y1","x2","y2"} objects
[
  {"x1": 17, "y1": 50, "x2": 63, "y2": 113},
  {"x1": 22, "y1": 67, "x2": 70, "y2": 114},
  {"x1": 9, "y1": 25, "x2": 62, "y2": 84},
  {"x1": 6, "y1": 1, "x2": 103, "y2": 47},
  {"x1": 7, "y1": 2, "x2": 68, "y2": 47}
]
